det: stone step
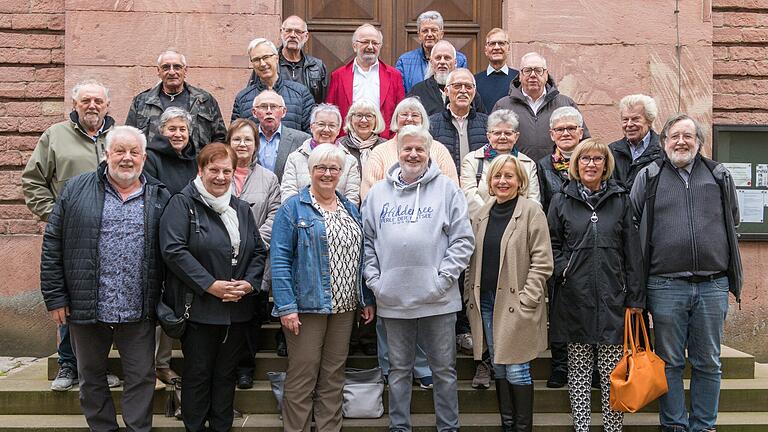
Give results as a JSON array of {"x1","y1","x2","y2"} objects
[
  {"x1": 2, "y1": 412, "x2": 768, "y2": 431},
  {"x1": 46, "y1": 344, "x2": 757, "y2": 380},
  {"x1": 5, "y1": 376, "x2": 768, "y2": 415}
]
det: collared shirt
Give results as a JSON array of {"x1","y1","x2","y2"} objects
[
  {"x1": 486, "y1": 64, "x2": 510, "y2": 76},
  {"x1": 258, "y1": 124, "x2": 283, "y2": 173},
  {"x1": 450, "y1": 108, "x2": 470, "y2": 162},
  {"x1": 628, "y1": 131, "x2": 652, "y2": 162},
  {"x1": 97, "y1": 173, "x2": 146, "y2": 323},
  {"x1": 352, "y1": 58, "x2": 380, "y2": 107},
  {"x1": 675, "y1": 160, "x2": 694, "y2": 184},
  {"x1": 522, "y1": 87, "x2": 547, "y2": 114}
]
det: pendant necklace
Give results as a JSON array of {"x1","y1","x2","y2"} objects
[{"x1": 163, "y1": 88, "x2": 184, "y2": 101}]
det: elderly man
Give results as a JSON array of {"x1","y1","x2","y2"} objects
[
  {"x1": 126, "y1": 49, "x2": 226, "y2": 150},
  {"x1": 326, "y1": 24, "x2": 404, "y2": 139},
  {"x1": 429, "y1": 68, "x2": 489, "y2": 171},
  {"x1": 631, "y1": 114, "x2": 742, "y2": 432},
  {"x1": 22, "y1": 79, "x2": 120, "y2": 392},
  {"x1": 251, "y1": 90, "x2": 311, "y2": 182},
  {"x1": 40, "y1": 126, "x2": 170, "y2": 432},
  {"x1": 493, "y1": 52, "x2": 590, "y2": 161},
  {"x1": 233, "y1": 38, "x2": 315, "y2": 133},
  {"x1": 363, "y1": 124, "x2": 474, "y2": 432},
  {"x1": 609, "y1": 94, "x2": 662, "y2": 190},
  {"x1": 475, "y1": 28, "x2": 519, "y2": 112},
  {"x1": 396, "y1": 10, "x2": 468, "y2": 93},
  {"x1": 278, "y1": 15, "x2": 329, "y2": 103},
  {"x1": 407, "y1": 40, "x2": 485, "y2": 115}
]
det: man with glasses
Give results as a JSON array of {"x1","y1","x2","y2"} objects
[
  {"x1": 493, "y1": 52, "x2": 590, "y2": 161},
  {"x1": 407, "y1": 40, "x2": 485, "y2": 115},
  {"x1": 395, "y1": 10, "x2": 469, "y2": 93},
  {"x1": 251, "y1": 90, "x2": 310, "y2": 182},
  {"x1": 277, "y1": 15, "x2": 329, "y2": 103},
  {"x1": 429, "y1": 68, "x2": 488, "y2": 170},
  {"x1": 326, "y1": 23, "x2": 405, "y2": 139},
  {"x1": 609, "y1": 94, "x2": 662, "y2": 190},
  {"x1": 475, "y1": 28, "x2": 519, "y2": 112},
  {"x1": 127, "y1": 49, "x2": 226, "y2": 151},
  {"x1": 233, "y1": 38, "x2": 315, "y2": 133}
]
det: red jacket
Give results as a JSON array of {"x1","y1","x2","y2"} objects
[{"x1": 326, "y1": 59, "x2": 405, "y2": 139}]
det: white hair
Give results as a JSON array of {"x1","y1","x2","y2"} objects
[
  {"x1": 520, "y1": 52, "x2": 547, "y2": 68},
  {"x1": 159, "y1": 107, "x2": 192, "y2": 132},
  {"x1": 619, "y1": 94, "x2": 659, "y2": 123},
  {"x1": 345, "y1": 99, "x2": 385, "y2": 135},
  {"x1": 549, "y1": 106, "x2": 584, "y2": 128},
  {"x1": 446, "y1": 68, "x2": 476, "y2": 86},
  {"x1": 396, "y1": 124, "x2": 433, "y2": 153},
  {"x1": 252, "y1": 90, "x2": 286, "y2": 108},
  {"x1": 71, "y1": 79, "x2": 110, "y2": 102},
  {"x1": 106, "y1": 125, "x2": 147, "y2": 152},
  {"x1": 307, "y1": 143, "x2": 346, "y2": 173},
  {"x1": 310, "y1": 103, "x2": 342, "y2": 126},
  {"x1": 156, "y1": 49, "x2": 187, "y2": 67},
  {"x1": 417, "y1": 10, "x2": 444, "y2": 30},
  {"x1": 351, "y1": 24, "x2": 383, "y2": 44},
  {"x1": 390, "y1": 97, "x2": 430, "y2": 132},
  {"x1": 247, "y1": 38, "x2": 278, "y2": 57},
  {"x1": 488, "y1": 109, "x2": 520, "y2": 131}
]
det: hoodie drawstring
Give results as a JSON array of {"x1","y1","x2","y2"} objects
[{"x1": 410, "y1": 183, "x2": 421, "y2": 223}]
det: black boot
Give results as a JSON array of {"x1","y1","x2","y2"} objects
[
  {"x1": 510, "y1": 384, "x2": 533, "y2": 432},
  {"x1": 494, "y1": 379, "x2": 515, "y2": 431}
]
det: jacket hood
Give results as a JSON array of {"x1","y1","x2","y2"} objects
[
  {"x1": 385, "y1": 158, "x2": 441, "y2": 190},
  {"x1": 147, "y1": 134, "x2": 197, "y2": 160}
]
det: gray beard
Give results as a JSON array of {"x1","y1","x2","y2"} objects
[{"x1": 434, "y1": 72, "x2": 448, "y2": 85}]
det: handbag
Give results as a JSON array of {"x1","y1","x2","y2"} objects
[
  {"x1": 342, "y1": 367, "x2": 385, "y2": 419},
  {"x1": 156, "y1": 291, "x2": 193, "y2": 339},
  {"x1": 610, "y1": 309, "x2": 668, "y2": 413}
]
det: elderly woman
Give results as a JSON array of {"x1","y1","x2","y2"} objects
[
  {"x1": 547, "y1": 139, "x2": 644, "y2": 432},
  {"x1": 159, "y1": 143, "x2": 267, "y2": 432},
  {"x1": 271, "y1": 143, "x2": 374, "y2": 431},
  {"x1": 361, "y1": 97, "x2": 458, "y2": 199},
  {"x1": 144, "y1": 107, "x2": 197, "y2": 194},
  {"x1": 336, "y1": 99, "x2": 387, "y2": 171},
  {"x1": 536, "y1": 106, "x2": 585, "y2": 389},
  {"x1": 225, "y1": 118, "x2": 282, "y2": 389},
  {"x1": 465, "y1": 155, "x2": 553, "y2": 431},
  {"x1": 460, "y1": 109, "x2": 540, "y2": 219},
  {"x1": 281, "y1": 103, "x2": 360, "y2": 205}
]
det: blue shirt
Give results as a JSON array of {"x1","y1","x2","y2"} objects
[
  {"x1": 629, "y1": 131, "x2": 652, "y2": 162},
  {"x1": 96, "y1": 174, "x2": 146, "y2": 323},
  {"x1": 258, "y1": 124, "x2": 282, "y2": 173}
]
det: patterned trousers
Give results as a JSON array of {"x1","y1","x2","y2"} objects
[{"x1": 567, "y1": 343, "x2": 624, "y2": 432}]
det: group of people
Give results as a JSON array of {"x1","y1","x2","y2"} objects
[{"x1": 24, "y1": 9, "x2": 741, "y2": 432}]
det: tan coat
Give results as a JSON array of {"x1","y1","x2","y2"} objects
[{"x1": 465, "y1": 196, "x2": 554, "y2": 364}]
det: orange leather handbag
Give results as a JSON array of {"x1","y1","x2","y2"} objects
[{"x1": 610, "y1": 309, "x2": 669, "y2": 413}]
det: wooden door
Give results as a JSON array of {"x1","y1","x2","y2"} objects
[{"x1": 284, "y1": 0, "x2": 503, "y2": 72}]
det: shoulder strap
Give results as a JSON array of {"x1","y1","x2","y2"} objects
[{"x1": 475, "y1": 158, "x2": 484, "y2": 186}]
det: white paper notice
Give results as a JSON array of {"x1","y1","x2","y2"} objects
[
  {"x1": 723, "y1": 163, "x2": 752, "y2": 187},
  {"x1": 737, "y1": 189, "x2": 764, "y2": 223},
  {"x1": 757, "y1": 164, "x2": 768, "y2": 188}
]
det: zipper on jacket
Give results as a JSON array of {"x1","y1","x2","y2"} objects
[
  {"x1": 679, "y1": 171, "x2": 699, "y2": 271},
  {"x1": 141, "y1": 185, "x2": 154, "y2": 320},
  {"x1": 590, "y1": 210, "x2": 599, "y2": 338}
]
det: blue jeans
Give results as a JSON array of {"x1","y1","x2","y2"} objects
[
  {"x1": 647, "y1": 275, "x2": 729, "y2": 432},
  {"x1": 58, "y1": 324, "x2": 77, "y2": 368},
  {"x1": 479, "y1": 289, "x2": 531, "y2": 385},
  {"x1": 376, "y1": 318, "x2": 431, "y2": 379}
]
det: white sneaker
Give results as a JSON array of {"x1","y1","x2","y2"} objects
[{"x1": 51, "y1": 366, "x2": 78, "y2": 391}]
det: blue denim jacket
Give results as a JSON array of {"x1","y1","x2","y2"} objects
[{"x1": 271, "y1": 186, "x2": 373, "y2": 316}]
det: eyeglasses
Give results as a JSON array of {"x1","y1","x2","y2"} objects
[
  {"x1": 231, "y1": 137, "x2": 255, "y2": 145},
  {"x1": 448, "y1": 82, "x2": 475, "y2": 91},
  {"x1": 668, "y1": 133, "x2": 696, "y2": 142},
  {"x1": 485, "y1": 41, "x2": 509, "y2": 47},
  {"x1": 397, "y1": 111, "x2": 422, "y2": 120},
  {"x1": 250, "y1": 54, "x2": 276, "y2": 64},
  {"x1": 281, "y1": 28, "x2": 307, "y2": 36},
  {"x1": 489, "y1": 130, "x2": 518, "y2": 138},
  {"x1": 352, "y1": 113, "x2": 376, "y2": 121},
  {"x1": 579, "y1": 155, "x2": 606, "y2": 165},
  {"x1": 160, "y1": 63, "x2": 185, "y2": 72},
  {"x1": 355, "y1": 39, "x2": 381, "y2": 47},
  {"x1": 552, "y1": 126, "x2": 581, "y2": 135},
  {"x1": 313, "y1": 165, "x2": 341, "y2": 175},
  {"x1": 254, "y1": 103, "x2": 283, "y2": 112},
  {"x1": 521, "y1": 67, "x2": 547, "y2": 76},
  {"x1": 313, "y1": 122, "x2": 339, "y2": 130}
]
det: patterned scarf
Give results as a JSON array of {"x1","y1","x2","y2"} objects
[
  {"x1": 482, "y1": 143, "x2": 518, "y2": 161},
  {"x1": 344, "y1": 131, "x2": 380, "y2": 167},
  {"x1": 551, "y1": 147, "x2": 571, "y2": 180}
]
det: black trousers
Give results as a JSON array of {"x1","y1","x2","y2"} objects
[
  {"x1": 181, "y1": 321, "x2": 247, "y2": 432},
  {"x1": 70, "y1": 320, "x2": 155, "y2": 432}
]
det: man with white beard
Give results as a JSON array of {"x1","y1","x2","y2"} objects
[
  {"x1": 277, "y1": 15, "x2": 329, "y2": 103},
  {"x1": 407, "y1": 40, "x2": 485, "y2": 116},
  {"x1": 630, "y1": 114, "x2": 742, "y2": 432}
]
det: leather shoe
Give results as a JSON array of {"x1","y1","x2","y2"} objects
[
  {"x1": 237, "y1": 374, "x2": 253, "y2": 389},
  {"x1": 156, "y1": 367, "x2": 180, "y2": 384}
]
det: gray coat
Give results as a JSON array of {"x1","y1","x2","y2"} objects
[{"x1": 273, "y1": 126, "x2": 311, "y2": 182}]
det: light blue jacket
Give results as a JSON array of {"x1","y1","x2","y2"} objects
[
  {"x1": 271, "y1": 186, "x2": 373, "y2": 316},
  {"x1": 396, "y1": 46, "x2": 468, "y2": 93}
]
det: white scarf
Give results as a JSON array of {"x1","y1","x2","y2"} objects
[{"x1": 193, "y1": 176, "x2": 241, "y2": 257}]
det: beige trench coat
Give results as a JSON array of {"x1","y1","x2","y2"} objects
[{"x1": 465, "y1": 196, "x2": 554, "y2": 364}]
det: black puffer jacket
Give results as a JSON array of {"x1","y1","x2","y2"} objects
[
  {"x1": 536, "y1": 150, "x2": 568, "y2": 214},
  {"x1": 608, "y1": 129, "x2": 662, "y2": 191},
  {"x1": 143, "y1": 135, "x2": 198, "y2": 194},
  {"x1": 428, "y1": 107, "x2": 489, "y2": 171},
  {"x1": 277, "y1": 49, "x2": 329, "y2": 104},
  {"x1": 231, "y1": 76, "x2": 314, "y2": 133},
  {"x1": 547, "y1": 179, "x2": 644, "y2": 345},
  {"x1": 406, "y1": 77, "x2": 486, "y2": 116},
  {"x1": 40, "y1": 163, "x2": 171, "y2": 324},
  {"x1": 159, "y1": 183, "x2": 267, "y2": 325}
]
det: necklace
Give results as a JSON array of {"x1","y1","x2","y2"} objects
[{"x1": 162, "y1": 87, "x2": 184, "y2": 101}]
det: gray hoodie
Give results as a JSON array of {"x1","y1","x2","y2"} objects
[{"x1": 362, "y1": 160, "x2": 475, "y2": 319}]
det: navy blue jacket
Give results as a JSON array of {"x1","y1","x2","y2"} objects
[
  {"x1": 232, "y1": 76, "x2": 315, "y2": 133},
  {"x1": 429, "y1": 107, "x2": 489, "y2": 171}
]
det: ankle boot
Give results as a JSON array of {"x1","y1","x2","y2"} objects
[
  {"x1": 510, "y1": 384, "x2": 533, "y2": 432},
  {"x1": 494, "y1": 379, "x2": 515, "y2": 431}
]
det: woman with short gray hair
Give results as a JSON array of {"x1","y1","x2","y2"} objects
[{"x1": 143, "y1": 106, "x2": 197, "y2": 195}]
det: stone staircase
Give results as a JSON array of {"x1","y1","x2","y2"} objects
[{"x1": 1, "y1": 323, "x2": 767, "y2": 431}]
